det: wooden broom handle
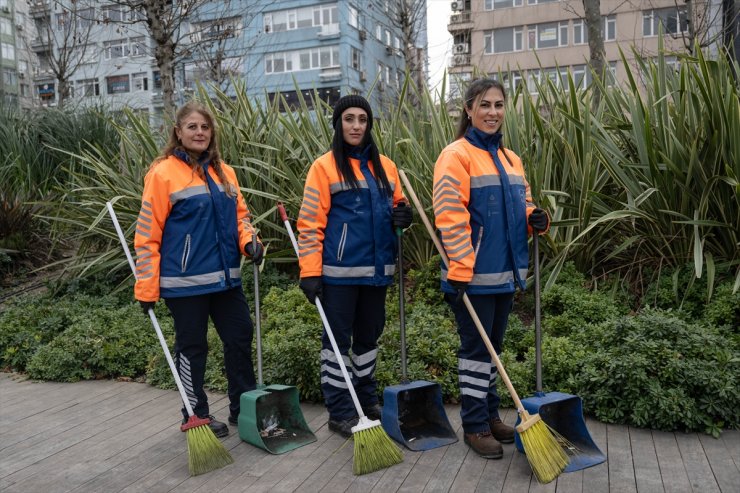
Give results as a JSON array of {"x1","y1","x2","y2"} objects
[{"x1": 398, "y1": 170, "x2": 526, "y2": 413}]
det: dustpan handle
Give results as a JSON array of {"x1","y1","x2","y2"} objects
[
  {"x1": 106, "y1": 201, "x2": 197, "y2": 418},
  {"x1": 253, "y1": 234, "x2": 263, "y2": 387},
  {"x1": 278, "y1": 202, "x2": 367, "y2": 419},
  {"x1": 397, "y1": 171, "x2": 527, "y2": 414},
  {"x1": 397, "y1": 227, "x2": 408, "y2": 383},
  {"x1": 533, "y1": 233, "x2": 542, "y2": 393}
]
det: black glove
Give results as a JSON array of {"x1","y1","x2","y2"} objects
[
  {"x1": 139, "y1": 301, "x2": 156, "y2": 314},
  {"x1": 392, "y1": 203, "x2": 413, "y2": 230},
  {"x1": 447, "y1": 279, "x2": 468, "y2": 303},
  {"x1": 528, "y1": 208, "x2": 549, "y2": 232},
  {"x1": 245, "y1": 240, "x2": 264, "y2": 265},
  {"x1": 299, "y1": 276, "x2": 323, "y2": 305}
]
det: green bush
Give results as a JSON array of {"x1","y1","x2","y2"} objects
[
  {"x1": 26, "y1": 304, "x2": 156, "y2": 382},
  {"x1": 571, "y1": 309, "x2": 739, "y2": 436}
]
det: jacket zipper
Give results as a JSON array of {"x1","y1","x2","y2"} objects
[
  {"x1": 181, "y1": 234, "x2": 192, "y2": 272},
  {"x1": 337, "y1": 223, "x2": 348, "y2": 262}
]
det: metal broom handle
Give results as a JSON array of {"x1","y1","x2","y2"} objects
[
  {"x1": 106, "y1": 201, "x2": 197, "y2": 418},
  {"x1": 253, "y1": 234, "x2": 263, "y2": 387}
]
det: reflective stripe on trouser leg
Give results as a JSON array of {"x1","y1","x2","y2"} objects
[
  {"x1": 166, "y1": 295, "x2": 211, "y2": 419},
  {"x1": 350, "y1": 285, "x2": 387, "y2": 409},
  {"x1": 446, "y1": 292, "x2": 514, "y2": 433}
]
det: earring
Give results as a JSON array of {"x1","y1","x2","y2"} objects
[{"x1": 467, "y1": 115, "x2": 471, "y2": 120}]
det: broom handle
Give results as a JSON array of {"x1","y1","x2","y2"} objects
[
  {"x1": 253, "y1": 235, "x2": 263, "y2": 386},
  {"x1": 533, "y1": 233, "x2": 542, "y2": 393},
  {"x1": 397, "y1": 171, "x2": 527, "y2": 413},
  {"x1": 397, "y1": 227, "x2": 408, "y2": 383},
  {"x1": 277, "y1": 202, "x2": 367, "y2": 419},
  {"x1": 106, "y1": 201, "x2": 196, "y2": 418}
]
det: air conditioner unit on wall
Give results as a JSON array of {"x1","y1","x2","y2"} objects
[
  {"x1": 360, "y1": 70, "x2": 367, "y2": 82},
  {"x1": 385, "y1": 45, "x2": 393, "y2": 55},
  {"x1": 451, "y1": 1, "x2": 461, "y2": 11},
  {"x1": 359, "y1": 30, "x2": 367, "y2": 41},
  {"x1": 454, "y1": 43, "x2": 469, "y2": 54},
  {"x1": 453, "y1": 55, "x2": 467, "y2": 66}
]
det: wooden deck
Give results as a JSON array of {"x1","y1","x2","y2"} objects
[{"x1": 0, "y1": 372, "x2": 738, "y2": 492}]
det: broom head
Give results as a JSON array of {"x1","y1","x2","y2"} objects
[
  {"x1": 181, "y1": 415, "x2": 234, "y2": 476},
  {"x1": 516, "y1": 410, "x2": 569, "y2": 483},
  {"x1": 351, "y1": 416, "x2": 403, "y2": 475}
]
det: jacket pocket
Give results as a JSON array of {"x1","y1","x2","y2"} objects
[
  {"x1": 336, "y1": 223, "x2": 348, "y2": 262},
  {"x1": 181, "y1": 234, "x2": 192, "y2": 272}
]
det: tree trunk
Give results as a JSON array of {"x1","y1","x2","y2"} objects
[{"x1": 583, "y1": 0, "x2": 605, "y2": 106}]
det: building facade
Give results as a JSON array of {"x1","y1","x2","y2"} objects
[
  {"x1": 13, "y1": 0, "x2": 425, "y2": 118},
  {"x1": 446, "y1": 0, "x2": 730, "y2": 98}
]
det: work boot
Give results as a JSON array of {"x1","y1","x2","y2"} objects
[
  {"x1": 490, "y1": 416, "x2": 515, "y2": 444},
  {"x1": 183, "y1": 415, "x2": 229, "y2": 438},
  {"x1": 364, "y1": 403, "x2": 383, "y2": 421},
  {"x1": 328, "y1": 416, "x2": 359, "y2": 439},
  {"x1": 464, "y1": 431, "x2": 503, "y2": 459},
  {"x1": 228, "y1": 413, "x2": 239, "y2": 426}
]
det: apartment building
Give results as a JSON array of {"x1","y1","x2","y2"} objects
[
  {"x1": 446, "y1": 0, "x2": 728, "y2": 97},
  {"x1": 15, "y1": 0, "x2": 424, "y2": 118},
  {"x1": 0, "y1": 0, "x2": 21, "y2": 106}
]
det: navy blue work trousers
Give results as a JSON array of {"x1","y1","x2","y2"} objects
[
  {"x1": 165, "y1": 287, "x2": 256, "y2": 420},
  {"x1": 320, "y1": 284, "x2": 387, "y2": 421},
  {"x1": 446, "y1": 292, "x2": 514, "y2": 434}
]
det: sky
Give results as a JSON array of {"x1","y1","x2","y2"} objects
[{"x1": 426, "y1": 0, "x2": 454, "y2": 92}]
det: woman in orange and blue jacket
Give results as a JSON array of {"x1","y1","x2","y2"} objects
[
  {"x1": 433, "y1": 79, "x2": 549, "y2": 459},
  {"x1": 134, "y1": 101, "x2": 262, "y2": 438},
  {"x1": 296, "y1": 95, "x2": 412, "y2": 438}
]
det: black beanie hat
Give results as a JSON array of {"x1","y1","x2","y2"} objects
[{"x1": 332, "y1": 95, "x2": 373, "y2": 131}]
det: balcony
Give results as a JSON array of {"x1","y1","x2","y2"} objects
[
  {"x1": 448, "y1": 11, "x2": 473, "y2": 33},
  {"x1": 451, "y1": 53, "x2": 471, "y2": 67},
  {"x1": 29, "y1": 0, "x2": 50, "y2": 17},
  {"x1": 319, "y1": 67, "x2": 342, "y2": 82},
  {"x1": 317, "y1": 23, "x2": 340, "y2": 40}
]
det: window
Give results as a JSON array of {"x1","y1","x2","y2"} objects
[
  {"x1": 197, "y1": 18, "x2": 241, "y2": 39},
  {"x1": 573, "y1": 19, "x2": 586, "y2": 45},
  {"x1": 55, "y1": 12, "x2": 69, "y2": 30},
  {"x1": 106, "y1": 74, "x2": 130, "y2": 94},
  {"x1": 376, "y1": 24, "x2": 382, "y2": 40},
  {"x1": 604, "y1": 15, "x2": 616, "y2": 41},
  {"x1": 153, "y1": 71, "x2": 161, "y2": 90},
  {"x1": 351, "y1": 48, "x2": 362, "y2": 70},
  {"x1": 102, "y1": 6, "x2": 126, "y2": 23},
  {"x1": 0, "y1": 18, "x2": 11, "y2": 35},
  {"x1": 132, "y1": 72, "x2": 148, "y2": 91},
  {"x1": 1, "y1": 42, "x2": 14, "y2": 61},
  {"x1": 384, "y1": 29, "x2": 391, "y2": 46},
  {"x1": 313, "y1": 4, "x2": 338, "y2": 27},
  {"x1": 104, "y1": 39, "x2": 129, "y2": 59},
  {"x1": 76, "y1": 8, "x2": 94, "y2": 30},
  {"x1": 574, "y1": 15, "x2": 616, "y2": 44},
  {"x1": 266, "y1": 46, "x2": 339, "y2": 74},
  {"x1": 349, "y1": 6, "x2": 358, "y2": 28},
  {"x1": 76, "y1": 78, "x2": 99, "y2": 97},
  {"x1": 75, "y1": 44, "x2": 96, "y2": 64},
  {"x1": 527, "y1": 0, "x2": 557, "y2": 4},
  {"x1": 3, "y1": 68, "x2": 16, "y2": 86},
  {"x1": 484, "y1": 27, "x2": 523, "y2": 54},
  {"x1": 130, "y1": 37, "x2": 146, "y2": 57},
  {"x1": 485, "y1": 0, "x2": 523, "y2": 9},
  {"x1": 643, "y1": 8, "x2": 688, "y2": 37},
  {"x1": 529, "y1": 22, "x2": 567, "y2": 49}
]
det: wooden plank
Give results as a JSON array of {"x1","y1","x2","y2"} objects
[
  {"x1": 721, "y1": 429, "x2": 740, "y2": 466},
  {"x1": 652, "y1": 429, "x2": 691, "y2": 493},
  {"x1": 422, "y1": 428, "x2": 468, "y2": 492},
  {"x1": 470, "y1": 408, "x2": 514, "y2": 493},
  {"x1": 628, "y1": 427, "x2": 663, "y2": 493},
  {"x1": 581, "y1": 417, "x2": 608, "y2": 493},
  {"x1": 675, "y1": 432, "x2": 720, "y2": 493},
  {"x1": 606, "y1": 424, "x2": 636, "y2": 493},
  {"x1": 699, "y1": 432, "x2": 740, "y2": 493}
]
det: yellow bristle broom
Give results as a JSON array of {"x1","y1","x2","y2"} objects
[
  {"x1": 278, "y1": 202, "x2": 403, "y2": 475},
  {"x1": 398, "y1": 171, "x2": 568, "y2": 483},
  {"x1": 107, "y1": 201, "x2": 233, "y2": 476}
]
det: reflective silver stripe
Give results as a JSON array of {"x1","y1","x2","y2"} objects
[
  {"x1": 321, "y1": 348, "x2": 351, "y2": 367},
  {"x1": 448, "y1": 247, "x2": 474, "y2": 262},
  {"x1": 304, "y1": 186, "x2": 320, "y2": 198},
  {"x1": 138, "y1": 273, "x2": 154, "y2": 280},
  {"x1": 337, "y1": 223, "x2": 348, "y2": 262},
  {"x1": 229, "y1": 268, "x2": 240, "y2": 279},
  {"x1": 137, "y1": 264, "x2": 153, "y2": 275},
  {"x1": 384, "y1": 264, "x2": 396, "y2": 276},
  {"x1": 442, "y1": 270, "x2": 515, "y2": 286},
  {"x1": 460, "y1": 387, "x2": 488, "y2": 398},
  {"x1": 508, "y1": 175, "x2": 525, "y2": 186},
  {"x1": 322, "y1": 265, "x2": 376, "y2": 277},
  {"x1": 460, "y1": 373, "x2": 490, "y2": 388},
  {"x1": 178, "y1": 353, "x2": 198, "y2": 410},
  {"x1": 433, "y1": 175, "x2": 461, "y2": 193},
  {"x1": 436, "y1": 205, "x2": 468, "y2": 215},
  {"x1": 321, "y1": 363, "x2": 345, "y2": 379},
  {"x1": 438, "y1": 221, "x2": 468, "y2": 232},
  {"x1": 160, "y1": 271, "x2": 225, "y2": 288},
  {"x1": 330, "y1": 180, "x2": 369, "y2": 194},
  {"x1": 470, "y1": 175, "x2": 502, "y2": 188},
  {"x1": 353, "y1": 365, "x2": 375, "y2": 378},
  {"x1": 137, "y1": 221, "x2": 151, "y2": 231},
  {"x1": 321, "y1": 375, "x2": 348, "y2": 389},
  {"x1": 474, "y1": 227, "x2": 483, "y2": 257},
  {"x1": 137, "y1": 213, "x2": 152, "y2": 224},
  {"x1": 170, "y1": 185, "x2": 208, "y2": 206},
  {"x1": 352, "y1": 349, "x2": 377, "y2": 366},
  {"x1": 459, "y1": 358, "x2": 490, "y2": 374},
  {"x1": 299, "y1": 248, "x2": 320, "y2": 257},
  {"x1": 135, "y1": 228, "x2": 150, "y2": 238}
]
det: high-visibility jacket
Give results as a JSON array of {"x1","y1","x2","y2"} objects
[
  {"x1": 297, "y1": 146, "x2": 406, "y2": 286},
  {"x1": 134, "y1": 151, "x2": 258, "y2": 301},
  {"x1": 433, "y1": 128, "x2": 537, "y2": 295}
]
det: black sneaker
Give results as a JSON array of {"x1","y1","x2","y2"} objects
[
  {"x1": 228, "y1": 413, "x2": 238, "y2": 425},
  {"x1": 328, "y1": 416, "x2": 359, "y2": 438},
  {"x1": 364, "y1": 403, "x2": 382, "y2": 421},
  {"x1": 183, "y1": 415, "x2": 229, "y2": 438}
]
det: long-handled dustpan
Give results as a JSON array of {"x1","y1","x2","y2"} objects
[
  {"x1": 238, "y1": 236, "x2": 317, "y2": 454},
  {"x1": 382, "y1": 223, "x2": 458, "y2": 451},
  {"x1": 514, "y1": 234, "x2": 606, "y2": 471}
]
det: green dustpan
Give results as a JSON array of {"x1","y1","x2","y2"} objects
[{"x1": 238, "y1": 237, "x2": 317, "y2": 454}]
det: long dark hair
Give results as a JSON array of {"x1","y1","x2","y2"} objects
[
  {"x1": 455, "y1": 78, "x2": 507, "y2": 140},
  {"x1": 455, "y1": 78, "x2": 516, "y2": 167},
  {"x1": 156, "y1": 101, "x2": 234, "y2": 196},
  {"x1": 331, "y1": 116, "x2": 391, "y2": 196}
]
